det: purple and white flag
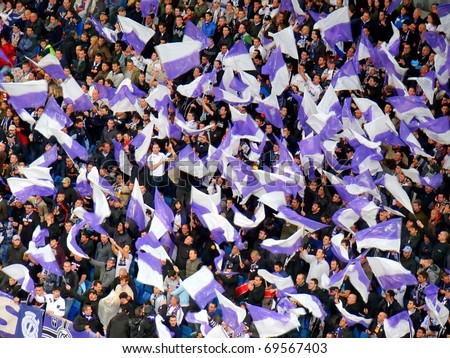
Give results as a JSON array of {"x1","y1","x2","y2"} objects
[
  {"x1": 94, "y1": 81, "x2": 116, "y2": 101},
  {"x1": 351, "y1": 145, "x2": 383, "y2": 175},
  {"x1": 330, "y1": 233, "x2": 351, "y2": 262},
  {"x1": 126, "y1": 179, "x2": 147, "y2": 231},
  {"x1": 383, "y1": 173, "x2": 414, "y2": 214},
  {"x1": 31, "y1": 226, "x2": 48, "y2": 248},
  {"x1": 420, "y1": 115, "x2": 450, "y2": 145},
  {"x1": 66, "y1": 222, "x2": 88, "y2": 258},
  {"x1": 422, "y1": 31, "x2": 447, "y2": 56},
  {"x1": 1, "y1": 80, "x2": 48, "y2": 109},
  {"x1": 36, "y1": 53, "x2": 67, "y2": 79},
  {"x1": 367, "y1": 257, "x2": 417, "y2": 290},
  {"x1": 258, "y1": 269, "x2": 295, "y2": 294},
  {"x1": 409, "y1": 71, "x2": 436, "y2": 104},
  {"x1": 387, "y1": 72, "x2": 408, "y2": 97},
  {"x1": 168, "y1": 143, "x2": 208, "y2": 183},
  {"x1": 118, "y1": 15, "x2": 155, "y2": 54},
  {"x1": 424, "y1": 285, "x2": 449, "y2": 327},
  {"x1": 183, "y1": 20, "x2": 208, "y2": 49},
  {"x1": 215, "y1": 289, "x2": 246, "y2": 335},
  {"x1": 182, "y1": 266, "x2": 224, "y2": 309},
  {"x1": 437, "y1": 4, "x2": 450, "y2": 35},
  {"x1": 376, "y1": 43, "x2": 408, "y2": 79},
  {"x1": 26, "y1": 242, "x2": 63, "y2": 276},
  {"x1": 29, "y1": 145, "x2": 58, "y2": 168},
  {"x1": 387, "y1": 22, "x2": 400, "y2": 57},
  {"x1": 364, "y1": 114, "x2": 403, "y2": 146},
  {"x1": 384, "y1": 311, "x2": 414, "y2": 338},
  {"x1": 109, "y1": 85, "x2": 143, "y2": 116},
  {"x1": 352, "y1": 97, "x2": 385, "y2": 122},
  {"x1": 222, "y1": 40, "x2": 256, "y2": 72},
  {"x1": 110, "y1": 139, "x2": 133, "y2": 176},
  {"x1": 388, "y1": 96, "x2": 434, "y2": 126},
  {"x1": 347, "y1": 197, "x2": 379, "y2": 227},
  {"x1": 343, "y1": 171, "x2": 380, "y2": 199},
  {"x1": 279, "y1": 0, "x2": 305, "y2": 21},
  {"x1": 50, "y1": 127, "x2": 89, "y2": 162},
  {"x1": 261, "y1": 226, "x2": 304, "y2": 255},
  {"x1": 203, "y1": 213, "x2": 239, "y2": 244},
  {"x1": 261, "y1": 46, "x2": 289, "y2": 96},
  {"x1": 275, "y1": 205, "x2": 328, "y2": 233},
  {"x1": 256, "y1": 93, "x2": 283, "y2": 128},
  {"x1": 16, "y1": 108, "x2": 36, "y2": 126},
  {"x1": 268, "y1": 26, "x2": 298, "y2": 60},
  {"x1": 156, "y1": 41, "x2": 202, "y2": 80},
  {"x1": 176, "y1": 72, "x2": 213, "y2": 98},
  {"x1": 75, "y1": 167, "x2": 92, "y2": 198},
  {"x1": 386, "y1": 0, "x2": 402, "y2": 14},
  {"x1": 232, "y1": 204, "x2": 266, "y2": 229},
  {"x1": 246, "y1": 303, "x2": 300, "y2": 337},
  {"x1": 2, "y1": 264, "x2": 34, "y2": 293},
  {"x1": 131, "y1": 119, "x2": 154, "y2": 169},
  {"x1": 212, "y1": 86, "x2": 253, "y2": 105},
  {"x1": 135, "y1": 231, "x2": 172, "y2": 262},
  {"x1": 190, "y1": 186, "x2": 221, "y2": 216},
  {"x1": 34, "y1": 97, "x2": 72, "y2": 138},
  {"x1": 91, "y1": 16, "x2": 117, "y2": 43},
  {"x1": 185, "y1": 310, "x2": 211, "y2": 336},
  {"x1": 335, "y1": 301, "x2": 372, "y2": 328},
  {"x1": 7, "y1": 177, "x2": 55, "y2": 202},
  {"x1": 346, "y1": 261, "x2": 371, "y2": 303},
  {"x1": 402, "y1": 168, "x2": 443, "y2": 190},
  {"x1": 140, "y1": 0, "x2": 159, "y2": 17},
  {"x1": 286, "y1": 293, "x2": 326, "y2": 320},
  {"x1": 313, "y1": 7, "x2": 352, "y2": 48},
  {"x1": 61, "y1": 77, "x2": 93, "y2": 111},
  {"x1": 136, "y1": 251, "x2": 164, "y2": 291},
  {"x1": 332, "y1": 208, "x2": 360, "y2": 233},
  {"x1": 355, "y1": 218, "x2": 402, "y2": 253},
  {"x1": 331, "y1": 56, "x2": 362, "y2": 91},
  {"x1": 154, "y1": 187, "x2": 174, "y2": 229},
  {"x1": 357, "y1": 31, "x2": 380, "y2": 65},
  {"x1": 399, "y1": 121, "x2": 432, "y2": 158},
  {"x1": 155, "y1": 314, "x2": 173, "y2": 338}
]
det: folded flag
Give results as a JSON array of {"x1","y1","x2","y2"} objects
[
  {"x1": 66, "y1": 222, "x2": 88, "y2": 258},
  {"x1": 183, "y1": 20, "x2": 208, "y2": 49},
  {"x1": 185, "y1": 310, "x2": 212, "y2": 336},
  {"x1": 261, "y1": 226, "x2": 305, "y2": 255},
  {"x1": 420, "y1": 115, "x2": 450, "y2": 145},
  {"x1": 275, "y1": 205, "x2": 328, "y2": 232},
  {"x1": 366, "y1": 257, "x2": 417, "y2": 290},
  {"x1": 118, "y1": 15, "x2": 155, "y2": 54}
]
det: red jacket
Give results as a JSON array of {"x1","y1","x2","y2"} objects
[{"x1": 0, "y1": 42, "x2": 15, "y2": 67}]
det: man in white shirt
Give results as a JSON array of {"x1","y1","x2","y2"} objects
[
  {"x1": 249, "y1": 37, "x2": 267, "y2": 60},
  {"x1": 45, "y1": 286, "x2": 66, "y2": 317},
  {"x1": 299, "y1": 248, "x2": 330, "y2": 288}
]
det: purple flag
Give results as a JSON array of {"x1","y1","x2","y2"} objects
[
  {"x1": 2, "y1": 264, "x2": 35, "y2": 293},
  {"x1": 94, "y1": 82, "x2": 115, "y2": 100},
  {"x1": 45, "y1": 97, "x2": 73, "y2": 128},
  {"x1": 422, "y1": 31, "x2": 447, "y2": 55},
  {"x1": 154, "y1": 187, "x2": 175, "y2": 229},
  {"x1": 261, "y1": 227, "x2": 305, "y2": 255},
  {"x1": 61, "y1": 77, "x2": 93, "y2": 111},
  {"x1": 156, "y1": 41, "x2": 202, "y2": 80},
  {"x1": 246, "y1": 303, "x2": 300, "y2": 337},
  {"x1": 126, "y1": 179, "x2": 147, "y2": 231},
  {"x1": 256, "y1": 93, "x2": 283, "y2": 128},
  {"x1": 261, "y1": 46, "x2": 289, "y2": 96},
  {"x1": 384, "y1": 311, "x2": 414, "y2": 338},
  {"x1": 7, "y1": 177, "x2": 55, "y2": 202},
  {"x1": 0, "y1": 47, "x2": 12, "y2": 65},
  {"x1": 331, "y1": 56, "x2": 362, "y2": 91},
  {"x1": 51, "y1": 129, "x2": 89, "y2": 162},
  {"x1": 37, "y1": 54, "x2": 67, "y2": 80},
  {"x1": 29, "y1": 145, "x2": 58, "y2": 168},
  {"x1": 366, "y1": 257, "x2": 417, "y2": 290},
  {"x1": 420, "y1": 115, "x2": 450, "y2": 144},
  {"x1": 276, "y1": 205, "x2": 329, "y2": 232},
  {"x1": 31, "y1": 226, "x2": 48, "y2": 248},
  {"x1": 182, "y1": 266, "x2": 224, "y2": 309},
  {"x1": 216, "y1": 289, "x2": 246, "y2": 335},
  {"x1": 355, "y1": 218, "x2": 402, "y2": 253},
  {"x1": 91, "y1": 16, "x2": 117, "y2": 43},
  {"x1": 118, "y1": 15, "x2": 155, "y2": 54},
  {"x1": 387, "y1": 0, "x2": 402, "y2": 14},
  {"x1": 314, "y1": 7, "x2": 353, "y2": 47},
  {"x1": 1, "y1": 80, "x2": 48, "y2": 109},
  {"x1": 136, "y1": 251, "x2": 164, "y2": 291},
  {"x1": 111, "y1": 138, "x2": 133, "y2": 176},
  {"x1": 66, "y1": 222, "x2": 88, "y2": 258},
  {"x1": 27, "y1": 243, "x2": 63, "y2": 276},
  {"x1": 140, "y1": 0, "x2": 158, "y2": 17},
  {"x1": 286, "y1": 293, "x2": 326, "y2": 320},
  {"x1": 184, "y1": 20, "x2": 208, "y2": 50}
]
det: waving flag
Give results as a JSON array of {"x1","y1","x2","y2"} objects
[
  {"x1": 26, "y1": 242, "x2": 62, "y2": 276},
  {"x1": 357, "y1": 31, "x2": 379, "y2": 64},
  {"x1": 331, "y1": 57, "x2": 362, "y2": 91},
  {"x1": 351, "y1": 145, "x2": 383, "y2": 175},
  {"x1": 261, "y1": 226, "x2": 304, "y2": 255},
  {"x1": 156, "y1": 41, "x2": 202, "y2": 80},
  {"x1": 212, "y1": 87, "x2": 253, "y2": 105},
  {"x1": 185, "y1": 310, "x2": 211, "y2": 336},
  {"x1": 176, "y1": 72, "x2": 214, "y2": 98},
  {"x1": 313, "y1": 7, "x2": 352, "y2": 47},
  {"x1": 155, "y1": 314, "x2": 173, "y2": 338},
  {"x1": 355, "y1": 218, "x2": 402, "y2": 252},
  {"x1": 347, "y1": 197, "x2": 379, "y2": 227},
  {"x1": 110, "y1": 139, "x2": 133, "y2": 176},
  {"x1": 388, "y1": 96, "x2": 434, "y2": 126},
  {"x1": 135, "y1": 231, "x2": 172, "y2": 262},
  {"x1": 50, "y1": 127, "x2": 89, "y2": 162},
  {"x1": 437, "y1": 4, "x2": 450, "y2": 35},
  {"x1": 409, "y1": 71, "x2": 436, "y2": 104},
  {"x1": 256, "y1": 93, "x2": 283, "y2": 128},
  {"x1": 182, "y1": 266, "x2": 224, "y2": 309},
  {"x1": 222, "y1": 40, "x2": 256, "y2": 72},
  {"x1": 399, "y1": 121, "x2": 432, "y2": 158},
  {"x1": 0, "y1": 47, "x2": 12, "y2": 65},
  {"x1": 387, "y1": 72, "x2": 408, "y2": 96},
  {"x1": 16, "y1": 108, "x2": 36, "y2": 125},
  {"x1": 126, "y1": 179, "x2": 147, "y2": 231},
  {"x1": 0, "y1": 80, "x2": 48, "y2": 108},
  {"x1": 332, "y1": 208, "x2": 360, "y2": 233},
  {"x1": 136, "y1": 251, "x2": 164, "y2": 291},
  {"x1": 422, "y1": 31, "x2": 447, "y2": 56},
  {"x1": 131, "y1": 119, "x2": 154, "y2": 168},
  {"x1": 141, "y1": 0, "x2": 159, "y2": 17},
  {"x1": 66, "y1": 222, "x2": 88, "y2": 258},
  {"x1": 335, "y1": 301, "x2": 372, "y2": 328},
  {"x1": 118, "y1": 15, "x2": 155, "y2": 54},
  {"x1": 75, "y1": 167, "x2": 92, "y2": 198},
  {"x1": 168, "y1": 143, "x2": 208, "y2": 184},
  {"x1": 183, "y1": 20, "x2": 208, "y2": 49},
  {"x1": 364, "y1": 114, "x2": 403, "y2": 145},
  {"x1": 346, "y1": 261, "x2": 371, "y2": 303},
  {"x1": 421, "y1": 115, "x2": 450, "y2": 145},
  {"x1": 202, "y1": 213, "x2": 239, "y2": 244},
  {"x1": 246, "y1": 303, "x2": 300, "y2": 337},
  {"x1": 261, "y1": 47, "x2": 289, "y2": 96},
  {"x1": 232, "y1": 204, "x2": 266, "y2": 229},
  {"x1": 61, "y1": 77, "x2": 93, "y2": 111},
  {"x1": 2, "y1": 264, "x2": 34, "y2": 292},
  {"x1": 258, "y1": 269, "x2": 295, "y2": 294},
  {"x1": 384, "y1": 311, "x2": 414, "y2": 338},
  {"x1": 424, "y1": 284, "x2": 449, "y2": 327},
  {"x1": 154, "y1": 187, "x2": 174, "y2": 229},
  {"x1": 383, "y1": 174, "x2": 414, "y2": 214},
  {"x1": 376, "y1": 43, "x2": 408, "y2": 79},
  {"x1": 7, "y1": 177, "x2": 55, "y2": 202},
  {"x1": 286, "y1": 293, "x2": 326, "y2": 320},
  {"x1": 34, "y1": 97, "x2": 72, "y2": 138},
  {"x1": 215, "y1": 289, "x2": 246, "y2": 335},
  {"x1": 367, "y1": 257, "x2": 417, "y2": 290},
  {"x1": 29, "y1": 145, "x2": 58, "y2": 168},
  {"x1": 91, "y1": 16, "x2": 117, "y2": 43},
  {"x1": 190, "y1": 186, "x2": 221, "y2": 216},
  {"x1": 109, "y1": 85, "x2": 143, "y2": 117},
  {"x1": 35, "y1": 53, "x2": 67, "y2": 79},
  {"x1": 387, "y1": 22, "x2": 400, "y2": 57},
  {"x1": 402, "y1": 168, "x2": 443, "y2": 190},
  {"x1": 268, "y1": 26, "x2": 298, "y2": 60},
  {"x1": 31, "y1": 226, "x2": 48, "y2": 248},
  {"x1": 275, "y1": 205, "x2": 328, "y2": 232}
]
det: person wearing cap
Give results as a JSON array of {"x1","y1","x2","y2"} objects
[
  {"x1": 45, "y1": 286, "x2": 66, "y2": 317},
  {"x1": 4, "y1": 235, "x2": 26, "y2": 266},
  {"x1": 400, "y1": 245, "x2": 417, "y2": 274},
  {"x1": 89, "y1": 254, "x2": 117, "y2": 291},
  {"x1": 58, "y1": 176, "x2": 80, "y2": 208}
]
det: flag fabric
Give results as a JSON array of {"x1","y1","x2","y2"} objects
[
  {"x1": 75, "y1": 167, "x2": 92, "y2": 198},
  {"x1": 215, "y1": 289, "x2": 246, "y2": 335},
  {"x1": 399, "y1": 121, "x2": 432, "y2": 158},
  {"x1": 131, "y1": 119, "x2": 154, "y2": 168},
  {"x1": 7, "y1": 177, "x2": 55, "y2": 202},
  {"x1": 335, "y1": 301, "x2": 372, "y2": 328},
  {"x1": 367, "y1": 257, "x2": 417, "y2": 290},
  {"x1": 313, "y1": 7, "x2": 353, "y2": 48},
  {"x1": 110, "y1": 139, "x2": 133, "y2": 176},
  {"x1": 279, "y1": 0, "x2": 305, "y2": 21},
  {"x1": 420, "y1": 115, "x2": 450, "y2": 145},
  {"x1": 355, "y1": 218, "x2": 402, "y2": 253},
  {"x1": 212, "y1": 86, "x2": 253, "y2": 105},
  {"x1": 0, "y1": 80, "x2": 48, "y2": 109},
  {"x1": 258, "y1": 269, "x2": 296, "y2": 295},
  {"x1": 135, "y1": 231, "x2": 172, "y2": 262},
  {"x1": 167, "y1": 143, "x2": 208, "y2": 184},
  {"x1": 16, "y1": 108, "x2": 36, "y2": 126},
  {"x1": 261, "y1": 226, "x2": 304, "y2": 255},
  {"x1": 261, "y1": 47, "x2": 289, "y2": 96},
  {"x1": 232, "y1": 204, "x2": 266, "y2": 229},
  {"x1": 437, "y1": 4, "x2": 450, "y2": 35},
  {"x1": 376, "y1": 43, "x2": 408, "y2": 79},
  {"x1": 351, "y1": 145, "x2": 383, "y2": 175},
  {"x1": 402, "y1": 168, "x2": 443, "y2": 190},
  {"x1": 118, "y1": 15, "x2": 155, "y2": 54},
  {"x1": 126, "y1": 179, "x2": 147, "y2": 231},
  {"x1": 31, "y1": 226, "x2": 48, "y2": 248},
  {"x1": 29, "y1": 145, "x2": 58, "y2": 168},
  {"x1": 176, "y1": 72, "x2": 213, "y2": 98},
  {"x1": 185, "y1": 310, "x2": 211, "y2": 336},
  {"x1": 384, "y1": 311, "x2": 414, "y2": 338},
  {"x1": 245, "y1": 303, "x2": 300, "y2": 338},
  {"x1": 425, "y1": 289, "x2": 449, "y2": 327},
  {"x1": 388, "y1": 96, "x2": 434, "y2": 126},
  {"x1": 256, "y1": 93, "x2": 283, "y2": 128},
  {"x1": 91, "y1": 16, "x2": 117, "y2": 43},
  {"x1": 66, "y1": 222, "x2": 88, "y2": 258},
  {"x1": 364, "y1": 115, "x2": 403, "y2": 146},
  {"x1": 190, "y1": 186, "x2": 221, "y2": 216},
  {"x1": 202, "y1": 213, "x2": 239, "y2": 244},
  {"x1": 330, "y1": 233, "x2": 351, "y2": 262},
  {"x1": 275, "y1": 205, "x2": 328, "y2": 232},
  {"x1": 383, "y1": 173, "x2": 414, "y2": 214},
  {"x1": 50, "y1": 127, "x2": 89, "y2": 162},
  {"x1": 387, "y1": 22, "x2": 400, "y2": 57},
  {"x1": 331, "y1": 57, "x2": 362, "y2": 91},
  {"x1": 61, "y1": 77, "x2": 93, "y2": 111},
  {"x1": 181, "y1": 266, "x2": 224, "y2": 309},
  {"x1": 222, "y1": 40, "x2": 256, "y2": 72},
  {"x1": 286, "y1": 293, "x2": 326, "y2": 320},
  {"x1": 136, "y1": 251, "x2": 164, "y2": 291},
  {"x1": 332, "y1": 208, "x2": 360, "y2": 233},
  {"x1": 409, "y1": 71, "x2": 436, "y2": 104},
  {"x1": 109, "y1": 85, "x2": 143, "y2": 116},
  {"x1": 155, "y1": 314, "x2": 173, "y2": 338},
  {"x1": 153, "y1": 187, "x2": 174, "y2": 229},
  {"x1": 26, "y1": 242, "x2": 62, "y2": 276},
  {"x1": 140, "y1": 0, "x2": 159, "y2": 17},
  {"x1": 183, "y1": 20, "x2": 208, "y2": 49},
  {"x1": 357, "y1": 31, "x2": 379, "y2": 63},
  {"x1": 268, "y1": 26, "x2": 298, "y2": 60},
  {"x1": 34, "y1": 97, "x2": 72, "y2": 138},
  {"x1": 36, "y1": 53, "x2": 67, "y2": 79},
  {"x1": 2, "y1": 264, "x2": 34, "y2": 292},
  {"x1": 422, "y1": 31, "x2": 447, "y2": 56},
  {"x1": 347, "y1": 197, "x2": 379, "y2": 227},
  {"x1": 156, "y1": 41, "x2": 202, "y2": 80}
]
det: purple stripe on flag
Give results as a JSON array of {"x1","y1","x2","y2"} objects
[
  {"x1": 14, "y1": 185, "x2": 55, "y2": 202},
  {"x1": 7, "y1": 89, "x2": 48, "y2": 109},
  {"x1": 377, "y1": 273, "x2": 418, "y2": 290},
  {"x1": 127, "y1": 194, "x2": 146, "y2": 231},
  {"x1": 42, "y1": 63, "x2": 67, "y2": 80},
  {"x1": 323, "y1": 22, "x2": 353, "y2": 45},
  {"x1": 162, "y1": 51, "x2": 200, "y2": 81},
  {"x1": 184, "y1": 20, "x2": 209, "y2": 49}
]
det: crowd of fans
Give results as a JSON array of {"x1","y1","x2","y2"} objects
[{"x1": 0, "y1": 0, "x2": 449, "y2": 339}]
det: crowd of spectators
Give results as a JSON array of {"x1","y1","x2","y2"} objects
[{"x1": 0, "y1": 0, "x2": 449, "y2": 339}]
